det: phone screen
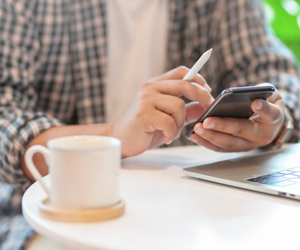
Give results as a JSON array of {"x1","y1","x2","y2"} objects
[{"x1": 185, "y1": 85, "x2": 275, "y2": 139}]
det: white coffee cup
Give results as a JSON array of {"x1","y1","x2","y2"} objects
[{"x1": 25, "y1": 135, "x2": 122, "y2": 210}]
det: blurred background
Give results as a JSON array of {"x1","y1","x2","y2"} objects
[{"x1": 262, "y1": 0, "x2": 300, "y2": 65}]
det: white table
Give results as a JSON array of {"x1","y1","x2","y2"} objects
[{"x1": 22, "y1": 145, "x2": 300, "y2": 250}]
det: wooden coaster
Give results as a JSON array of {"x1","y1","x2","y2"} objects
[{"x1": 39, "y1": 199, "x2": 125, "y2": 223}]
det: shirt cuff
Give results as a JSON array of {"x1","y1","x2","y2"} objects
[{"x1": 0, "y1": 112, "x2": 64, "y2": 191}]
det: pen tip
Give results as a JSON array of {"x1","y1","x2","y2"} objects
[
  {"x1": 201, "y1": 48, "x2": 213, "y2": 59},
  {"x1": 202, "y1": 48, "x2": 213, "y2": 58}
]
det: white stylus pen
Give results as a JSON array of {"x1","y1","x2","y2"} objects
[{"x1": 183, "y1": 48, "x2": 213, "y2": 81}]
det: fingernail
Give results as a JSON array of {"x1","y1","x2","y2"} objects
[
  {"x1": 206, "y1": 122, "x2": 214, "y2": 129},
  {"x1": 250, "y1": 114, "x2": 260, "y2": 122},
  {"x1": 256, "y1": 101, "x2": 263, "y2": 110},
  {"x1": 190, "y1": 134, "x2": 197, "y2": 143},
  {"x1": 195, "y1": 127, "x2": 204, "y2": 134},
  {"x1": 167, "y1": 139, "x2": 173, "y2": 145}
]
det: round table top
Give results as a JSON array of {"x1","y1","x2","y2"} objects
[{"x1": 23, "y1": 145, "x2": 300, "y2": 250}]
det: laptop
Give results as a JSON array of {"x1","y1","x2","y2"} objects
[{"x1": 183, "y1": 143, "x2": 300, "y2": 200}]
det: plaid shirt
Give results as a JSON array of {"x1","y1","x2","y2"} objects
[{"x1": 1, "y1": 0, "x2": 300, "y2": 249}]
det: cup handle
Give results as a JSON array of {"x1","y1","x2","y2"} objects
[{"x1": 25, "y1": 145, "x2": 51, "y2": 198}]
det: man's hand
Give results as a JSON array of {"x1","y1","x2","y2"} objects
[
  {"x1": 189, "y1": 88, "x2": 286, "y2": 152},
  {"x1": 21, "y1": 66, "x2": 213, "y2": 179},
  {"x1": 110, "y1": 66, "x2": 214, "y2": 158}
]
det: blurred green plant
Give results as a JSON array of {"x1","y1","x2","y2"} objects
[{"x1": 262, "y1": 0, "x2": 300, "y2": 63}]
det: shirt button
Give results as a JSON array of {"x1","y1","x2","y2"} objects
[{"x1": 191, "y1": 50, "x2": 200, "y2": 61}]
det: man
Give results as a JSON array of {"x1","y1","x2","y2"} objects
[{"x1": 1, "y1": 0, "x2": 300, "y2": 249}]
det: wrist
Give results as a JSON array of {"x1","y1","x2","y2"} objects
[
  {"x1": 262, "y1": 108, "x2": 294, "y2": 150},
  {"x1": 106, "y1": 121, "x2": 128, "y2": 158}
]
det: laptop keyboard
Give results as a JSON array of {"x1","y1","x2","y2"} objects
[{"x1": 247, "y1": 166, "x2": 300, "y2": 188}]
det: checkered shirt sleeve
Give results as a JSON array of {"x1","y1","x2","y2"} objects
[
  {"x1": 0, "y1": 0, "x2": 64, "y2": 190},
  {"x1": 0, "y1": 1, "x2": 64, "y2": 248},
  {"x1": 205, "y1": 0, "x2": 300, "y2": 136}
]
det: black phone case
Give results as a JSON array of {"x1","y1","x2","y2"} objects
[{"x1": 185, "y1": 85, "x2": 275, "y2": 139}]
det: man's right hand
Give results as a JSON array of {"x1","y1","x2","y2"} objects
[
  {"x1": 21, "y1": 66, "x2": 213, "y2": 180},
  {"x1": 110, "y1": 66, "x2": 214, "y2": 158}
]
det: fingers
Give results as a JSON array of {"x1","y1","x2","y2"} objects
[
  {"x1": 144, "y1": 109, "x2": 178, "y2": 144},
  {"x1": 185, "y1": 102, "x2": 207, "y2": 125},
  {"x1": 150, "y1": 100, "x2": 207, "y2": 144},
  {"x1": 141, "y1": 98, "x2": 207, "y2": 145},
  {"x1": 191, "y1": 94, "x2": 286, "y2": 151},
  {"x1": 185, "y1": 85, "x2": 287, "y2": 153},
  {"x1": 201, "y1": 117, "x2": 254, "y2": 141},
  {"x1": 251, "y1": 88, "x2": 285, "y2": 122},
  {"x1": 150, "y1": 66, "x2": 212, "y2": 93},
  {"x1": 191, "y1": 123, "x2": 254, "y2": 151},
  {"x1": 251, "y1": 98, "x2": 285, "y2": 124},
  {"x1": 140, "y1": 79, "x2": 214, "y2": 108},
  {"x1": 136, "y1": 94, "x2": 187, "y2": 144},
  {"x1": 124, "y1": 66, "x2": 213, "y2": 149},
  {"x1": 265, "y1": 87, "x2": 281, "y2": 103},
  {"x1": 153, "y1": 95, "x2": 186, "y2": 132},
  {"x1": 190, "y1": 132, "x2": 240, "y2": 152},
  {"x1": 198, "y1": 95, "x2": 285, "y2": 138},
  {"x1": 125, "y1": 66, "x2": 213, "y2": 148},
  {"x1": 197, "y1": 115, "x2": 277, "y2": 147}
]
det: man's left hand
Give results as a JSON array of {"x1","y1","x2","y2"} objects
[{"x1": 190, "y1": 88, "x2": 286, "y2": 152}]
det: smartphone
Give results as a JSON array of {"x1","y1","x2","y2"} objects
[{"x1": 185, "y1": 85, "x2": 275, "y2": 139}]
